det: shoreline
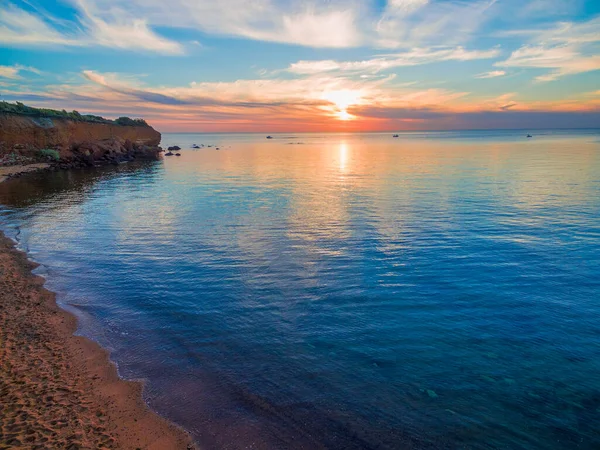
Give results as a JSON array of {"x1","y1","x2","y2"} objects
[
  {"x1": 0, "y1": 163, "x2": 51, "y2": 183},
  {"x1": 0, "y1": 214, "x2": 194, "y2": 448}
]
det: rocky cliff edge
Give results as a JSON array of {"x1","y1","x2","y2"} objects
[{"x1": 0, "y1": 114, "x2": 163, "y2": 171}]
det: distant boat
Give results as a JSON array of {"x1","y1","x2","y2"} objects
[
  {"x1": 393, "y1": 134, "x2": 399, "y2": 138},
  {"x1": 527, "y1": 134, "x2": 532, "y2": 138},
  {"x1": 266, "y1": 136, "x2": 273, "y2": 139}
]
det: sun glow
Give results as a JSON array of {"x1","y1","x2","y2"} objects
[
  {"x1": 337, "y1": 110, "x2": 353, "y2": 120},
  {"x1": 339, "y1": 142, "x2": 348, "y2": 171},
  {"x1": 322, "y1": 89, "x2": 362, "y2": 121}
]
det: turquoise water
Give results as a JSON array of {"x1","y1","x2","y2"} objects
[{"x1": 1, "y1": 130, "x2": 600, "y2": 449}]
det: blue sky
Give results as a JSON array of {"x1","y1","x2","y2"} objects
[{"x1": 0, "y1": 0, "x2": 599, "y2": 131}]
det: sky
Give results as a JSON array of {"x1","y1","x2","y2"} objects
[{"x1": 0, "y1": 0, "x2": 599, "y2": 132}]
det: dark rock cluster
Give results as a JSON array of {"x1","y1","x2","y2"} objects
[
  {"x1": 65, "y1": 137, "x2": 162, "y2": 168},
  {"x1": 1, "y1": 137, "x2": 163, "y2": 176}
]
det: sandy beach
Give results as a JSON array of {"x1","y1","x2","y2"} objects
[{"x1": 0, "y1": 230, "x2": 194, "y2": 449}]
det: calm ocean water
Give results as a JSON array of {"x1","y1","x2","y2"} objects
[{"x1": 1, "y1": 130, "x2": 600, "y2": 449}]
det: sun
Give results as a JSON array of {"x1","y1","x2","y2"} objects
[
  {"x1": 321, "y1": 89, "x2": 362, "y2": 121},
  {"x1": 322, "y1": 90, "x2": 362, "y2": 110},
  {"x1": 337, "y1": 110, "x2": 352, "y2": 121}
]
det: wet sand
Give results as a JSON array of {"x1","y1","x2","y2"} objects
[
  {"x1": 0, "y1": 164, "x2": 50, "y2": 183},
  {"x1": 0, "y1": 231, "x2": 194, "y2": 449}
]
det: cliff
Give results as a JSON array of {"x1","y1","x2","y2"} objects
[
  {"x1": 0, "y1": 114, "x2": 161, "y2": 150},
  {"x1": 0, "y1": 113, "x2": 163, "y2": 172}
]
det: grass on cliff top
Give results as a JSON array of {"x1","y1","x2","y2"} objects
[{"x1": 0, "y1": 101, "x2": 150, "y2": 127}]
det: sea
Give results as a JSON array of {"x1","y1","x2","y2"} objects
[{"x1": 1, "y1": 130, "x2": 599, "y2": 449}]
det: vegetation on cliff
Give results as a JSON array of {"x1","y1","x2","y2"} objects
[
  {"x1": 38, "y1": 149, "x2": 60, "y2": 161},
  {"x1": 0, "y1": 101, "x2": 149, "y2": 127}
]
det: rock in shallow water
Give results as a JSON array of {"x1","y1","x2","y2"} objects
[{"x1": 427, "y1": 390, "x2": 438, "y2": 399}]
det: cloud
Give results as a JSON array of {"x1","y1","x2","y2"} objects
[
  {"x1": 376, "y1": 87, "x2": 470, "y2": 108},
  {"x1": 0, "y1": 64, "x2": 40, "y2": 79},
  {"x1": 537, "y1": 16, "x2": 600, "y2": 45},
  {"x1": 76, "y1": 0, "x2": 184, "y2": 54},
  {"x1": 275, "y1": 8, "x2": 361, "y2": 48},
  {"x1": 0, "y1": 3, "x2": 80, "y2": 47},
  {"x1": 0, "y1": 66, "x2": 20, "y2": 79},
  {"x1": 4, "y1": 0, "x2": 599, "y2": 133},
  {"x1": 82, "y1": 70, "x2": 189, "y2": 104},
  {"x1": 518, "y1": 0, "x2": 582, "y2": 18},
  {"x1": 496, "y1": 16, "x2": 600, "y2": 81},
  {"x1": 81, "y1": 69, "x2": 358, "y2": 114},
  {"x1": 75, "y1": 0, "x2": 364, "y2": 48},
  {"x1": 376, "y1": 0, "x2": 498, "y2": 48},
  {"x1": 475, "y1": 70, "x2": 506, "y2": 78},
  {"x1": 287, "y1": 46, "x2": 501, "y2": 75},
  {"x1": 287, "y1": 60, "x2": 344, "y2": 75},
  {"x1": 0, "y1": 1, "x2": 183, "y2": 54},
  {"x1": 8, "y1": 65, "x2": 600, "y2": 132},
  {"x1": 11, "y1": 0, "x2": 498, "y2": 50},
  {"x1": 1, "y1": 0, "x2": 596, "y2": 57},
  {"x1": 29, "y1": 68, "x2": 445, "y2": 127},
  {"x1": 499, "y1": 44, "x2": 600, "y2": 81},
  {"x1": 350, "y1": 108, "x2": 600, "y2": 129}
]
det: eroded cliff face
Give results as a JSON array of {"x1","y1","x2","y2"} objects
[
  {"x1": 0, "y1": 114, "x2": 163, "y2": 173},
  {"x1": 0, "y1": 114, "x2": 161, "y2": 150}
]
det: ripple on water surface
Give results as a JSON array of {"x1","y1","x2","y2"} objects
[{"x1": 1, "y1": 130, "x2": 600, "y2": 449}]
